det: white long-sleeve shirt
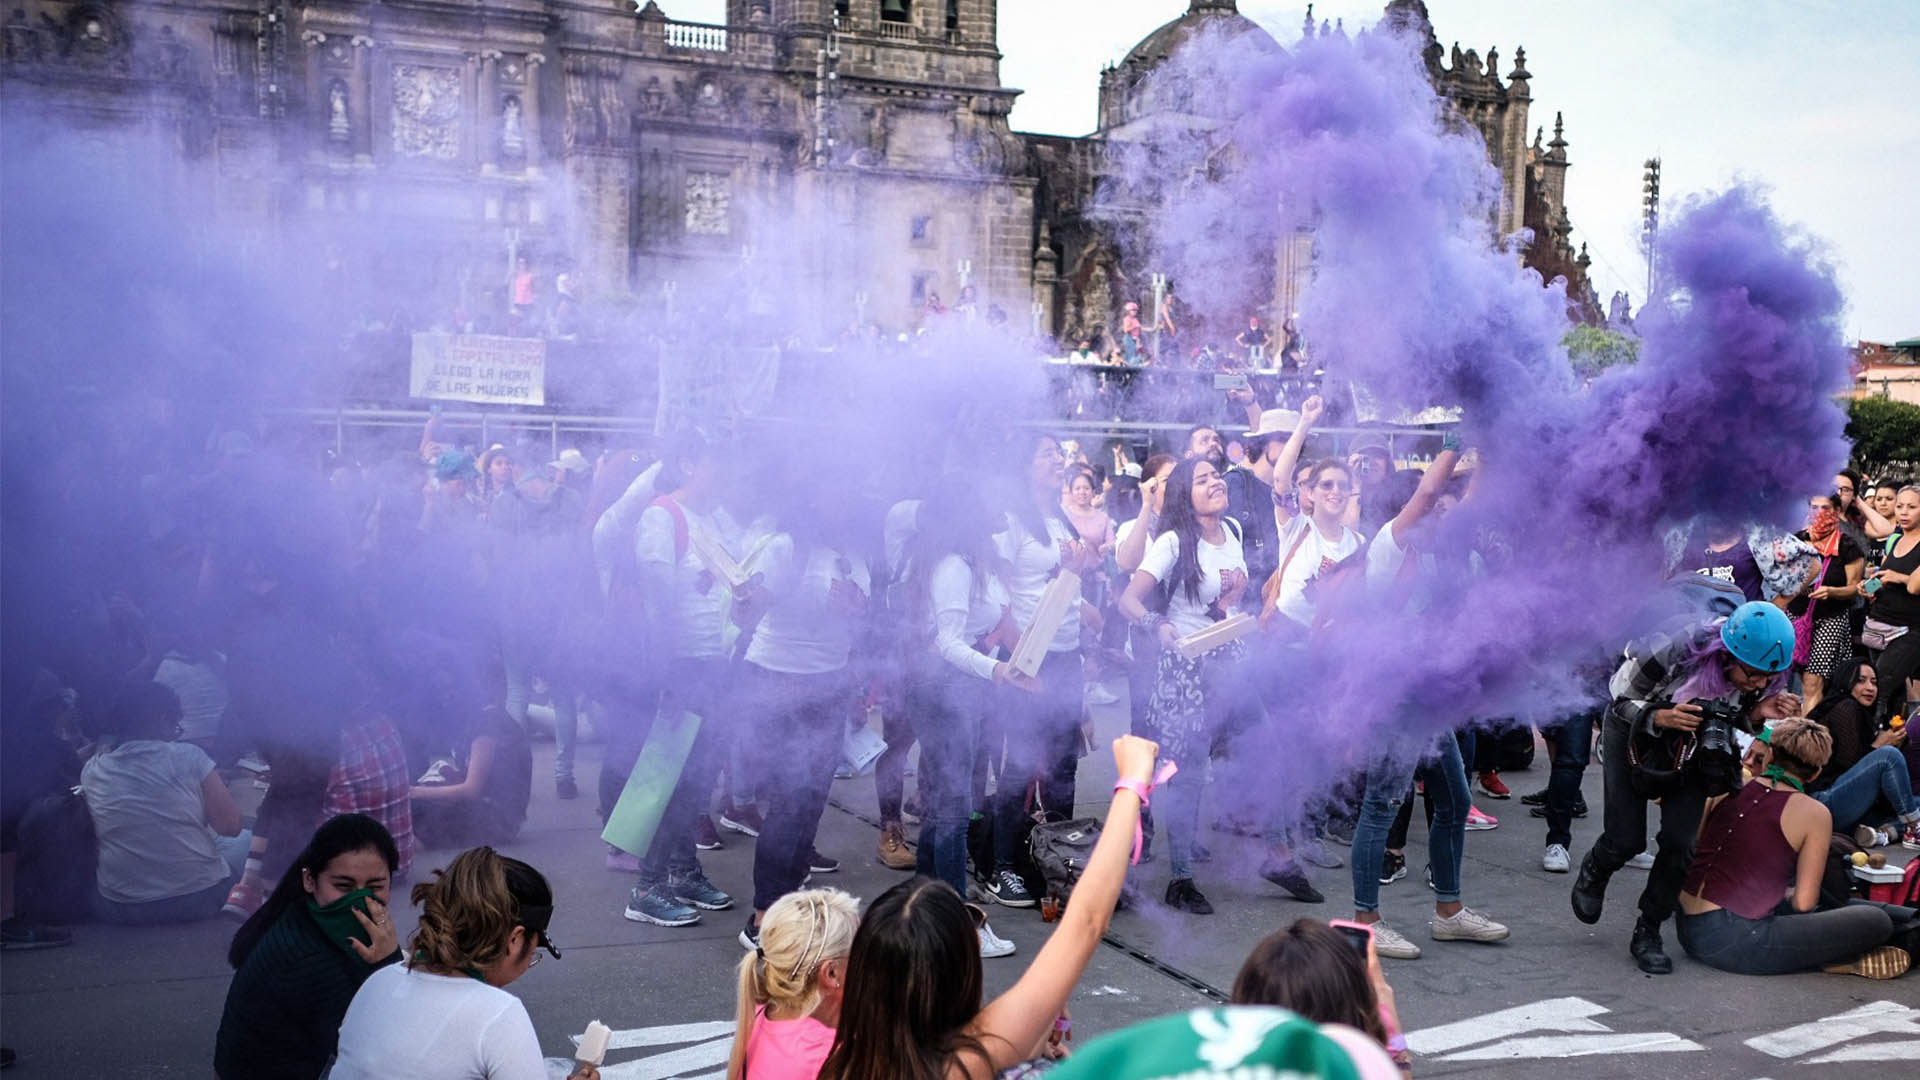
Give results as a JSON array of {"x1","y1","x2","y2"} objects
[
  {"x1": 995, "y1": 513, "x2": 1082, "y2": 654},
  {"x1": 590, "y1": 461, "x2": 662, "y2": 596},
  {"x1": 927, "y1": 554, "x2": 1009, "y2": 681}
]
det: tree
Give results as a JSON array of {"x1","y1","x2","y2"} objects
[
  {"x1": 1562, "y1": 325, "x2": 1639, "y2": 379},
  {"x1": 1846, "y1": 396, "x2": 1920, "y2": 481}
]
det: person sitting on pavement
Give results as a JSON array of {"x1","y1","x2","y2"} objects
[
  {"x1": 728, "y1": 888, "x2": 860, "y2": 1080},
  {"x1": 1035, "y1": 1006, "x2": 1403, "y2": 1080},
  {"x1": 216, "y1": 814, "x2": 402, "y2": 1080},
  {"x1": 409, "y1": 704, "x2": 532, "y2": 850},
  {"x1": 330, "y1": 847, "x2": 598, "y2": 1080},
  {"x1": 1804, "y1": 660, "x2": 1920, "y2": 848},
  {"x1": 817, "y1": 735, "x2": 1159, "y2": 1080},
  {"x1": 1676, "y1": 719, "x2": 1916, "y2": 979},
  {"x1": 1230, "y1": 919, "x2": 1412, "y2": 1077},
  {"x1": 81, "y1": 682, "x2": 249, "y2": 924}
]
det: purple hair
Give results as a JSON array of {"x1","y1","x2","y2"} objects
[{"x1": 1672, "y1": 624, "x2": 1788, "y2": 704}]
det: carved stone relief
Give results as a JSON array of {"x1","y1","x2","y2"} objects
[
  {"x1": 391, "y1": 63, "x2": 461, "y2": 159},
  {"x1": 684, "y1": 170, "x2": 731, "y2": 235}
]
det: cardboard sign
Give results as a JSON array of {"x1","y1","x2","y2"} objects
[
  {"x1": 1009, "y1": 570, "x2": 1082, "y2": 678},
  {"x1": 1174, "y1": 613, "x2": 1257, "y2": 660},
  {"x1": 601, "y1": 711, "x2": 701, "y2": 857},
  {"x1": 410, "y1": 333, "x2": 547, "y2": 405}
]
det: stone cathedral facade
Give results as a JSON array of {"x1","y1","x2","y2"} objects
[{"x1": 1, "y1": 0, "x2": 1593, "y2": 350}]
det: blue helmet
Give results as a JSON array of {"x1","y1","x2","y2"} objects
[{"x1": 1720, "y1": 601, "x2": 1794, "y2": 674}]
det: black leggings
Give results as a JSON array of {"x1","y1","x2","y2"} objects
[{"x1": 1676, "y1": 900, "x2": 1910, "y2": 975}]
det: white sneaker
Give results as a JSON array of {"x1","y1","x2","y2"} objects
[
  {"x1": 1542, "y1": 844, "x2": 1571, "y2": 873},
  {"x1": 1431, "y1": 906, "x2": 1510, "y2": 943},
  {"x1": 1084, "y1": 682, "x2": 1120, "y2": 707},
  {"x1": 1371, "y1": 921, "x2": 1422, "y2": 960},
  {"x1": 1626, "y1": 849, "x2": 1656, "y2": 870},
  {"x1": 978, "y1": 919, "x2": 1016, "y2": 959}
]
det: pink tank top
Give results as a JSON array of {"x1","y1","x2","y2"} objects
[
  {"x1": 1682, "y1": 782, "x2": 1799, "y2": 920},
  {"x1": 743, "y1": 1005, "x2": 835, "y2": 1080}
]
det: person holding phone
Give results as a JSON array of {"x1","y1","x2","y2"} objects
[{"x1": 1230, "y1": 918, "x2": 1412, "y2": 1077}]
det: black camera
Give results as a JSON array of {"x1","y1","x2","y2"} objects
[{"x1": 1686, "y1": 698, "x2": 1744, "y2": 795}]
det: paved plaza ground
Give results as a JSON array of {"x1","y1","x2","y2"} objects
[{"x1": 3, "y1": 688, "x2": 1914, "y2": 1078}]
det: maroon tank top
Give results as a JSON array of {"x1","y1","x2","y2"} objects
[{"x1": 1682, "y1": 782, "x2": 1799, "y2": 920}]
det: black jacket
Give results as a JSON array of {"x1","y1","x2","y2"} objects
[{"x1": 215, "y1": 902, "x2": 398, "y2": 1080}]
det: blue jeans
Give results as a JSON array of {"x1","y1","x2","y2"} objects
[
  {"x1": 1351, "y1": 737, "x2": 1467, "y2": 914},
  {"x1": 992, "y1": 649, "x2": 1082, "y2": 871},
  {"x1": 1543, "y1": 711, "x2": 1599, "y2": 848},
  {"x1": 1815, "y1": 745, "x2": 1918, "y2": 833},
  {"x1": 638, "y1": 659, "x2": 730, "y2": 886},
  {"x1": 909, "y1": 668, "x2": 986, "y2": 896}
]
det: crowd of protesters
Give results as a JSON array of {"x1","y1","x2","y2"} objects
[{"x1": 2, "y1": 364, "x2": 1917, "y2": 1077}]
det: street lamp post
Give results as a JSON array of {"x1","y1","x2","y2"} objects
[{"x1": 1641, "y1": 157, "x2": 1661, "y2": 305}]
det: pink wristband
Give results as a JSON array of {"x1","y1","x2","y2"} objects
[{"x1": 1115, "y1": 761, "x2": 1179, "y2": 865}]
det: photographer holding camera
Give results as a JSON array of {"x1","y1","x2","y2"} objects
[{"x1": 1572, "y1": 602, "x2": 1802, "y2": 974}]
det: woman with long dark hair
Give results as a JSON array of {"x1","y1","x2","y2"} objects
[
  {"x1": 1806, "y1": 661, "x2": 1919, "y2": 845},
  {"x1": 818, "y1": 735, "x2": 1159, "y2": 1080},
  {"x1": 216, "y1": 814, "x2": 401, "y2": 1080},
  {"x1": 1231, "y1": 919, "x2": 1410, "y2": 1076},
  {"x1": 1117, "y1": 457, "x2": 1249, "y2": 914},
  {"x1": 897, "y1": 478, "x2": 1025, "y2": 957},
  {"x1": 983, "y1": 435, "x2": 1099, "y2": 910},
  {"x1": 1792, "y1": 492, "x2": 1865, "y2": 710}
]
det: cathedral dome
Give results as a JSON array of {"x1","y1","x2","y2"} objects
[
  {"x1": 1100, "y1": 2, "x2": 1281, "y2": 131},
  {"x1": 1121, "y1": 1, "x2": 1276, "y2": 70}
]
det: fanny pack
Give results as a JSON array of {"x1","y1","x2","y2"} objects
[{"x1": 1861, "y1": 618, "x2": 1909, "y2": 652}]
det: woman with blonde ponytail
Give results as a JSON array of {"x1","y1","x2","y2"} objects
[
  {"x1": 332, "y1": 847, "x2": 598, "y2": 1080},
  {"x1": 729, "y1": 888, "x2": 860, "y2": 1080}
]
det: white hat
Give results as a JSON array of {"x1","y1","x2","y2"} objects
[
  {"x1": 550, "y1": 448, "x2": 591, "y2": 474},
  {"x1": 1244, "y1": 408, "x2": 1300, "y2": 439}
]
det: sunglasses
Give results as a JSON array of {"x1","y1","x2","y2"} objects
[{"x1": 1315, "y1": 481, "x2": 1351, "y2": 494}]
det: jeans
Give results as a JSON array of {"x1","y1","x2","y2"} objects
[
  {"x1": 1677, "y1": 900, "x2": 1910, "y2": 975},
  {"x1": 1871, "y1": 628, "x2": 1920, "y2": 724},
  {"x1": 1814, "y1": 745, "x2": 1918, "y2": 832},
  {"x1": 1584, "y1": 704, "x2": 1709, "y2": 925},
  {"x1": 1126, "y1": 627, "x2": 1160, "y2": 848},
  {"x1": 1351, "y1": 737, "x2": 1467, "y2": 913},
  {"x1": 92, "y1": 830, "x2": 250, "y2": 925},
  {"x1": 909, "y1": 667, "x2": 986, "y2": 896},
  {"x1": 504, "y1": 649, "x2": 579, "y2": 784},
  {"x1": 746, "y1": 666, "x2": 851, "y2": 911},
  {"x1": 874, "y1": 698, "x2": 915, "y2": 824},
  {"x1": 992, "y1": 649, "x2": 1083, "y2": 871},
  {"x1": 638, "y1": 658, "x2": 731, "y2": 887},
  {"x1": 1543, "y1": 710, "x2": 1599, "y2": 848}
]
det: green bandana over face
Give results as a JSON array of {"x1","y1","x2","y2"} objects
[{"x1": 307, "y1": 888, "x2": 381, "y2": 959}]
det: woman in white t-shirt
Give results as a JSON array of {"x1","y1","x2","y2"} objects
[
  {"x1": 736, "y1": 516, "x2": 872, "y2": 947},
  {"x1": 1117, "y1": 458, "x2": 1250, "y2": 915},
  {"x1": 331, "y1": 847, "x2": 597, "y2": 1080},
  {"x1": 1262, "y1": 457, "x2": 1366, "y2": 634}
]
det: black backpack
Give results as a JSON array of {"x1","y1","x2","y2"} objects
[{"x1": 1028, "y1": 817, "x2": 1104, "y2": 906}]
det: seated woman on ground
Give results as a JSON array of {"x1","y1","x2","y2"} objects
[
  {"x1": 216, "y1": 814, "x2": 402, "y2": 1080},
  {"x1": 1231, "y1": 919, "x2": 1411, "y2": 1077},
  {"x1": 817, "y1": 735, "x2": 1158, "y2": 1080},
  {"x1": 1677, "y1": 719, "x2": 1915, "y2": 979},
  {"x1": 330, "y1": 847, "x2": 598, "y2": 1080},
  {"x1": 1804, "y1": 661, "x2": 1919, "y2": 848},
  {"x1": 729, "y1": 888, "x2": 860, "y2": 1080},
  {"x1": 409, "y1": 704, "x2": 532, "y2": 850},
  {"x1": 81, "y1": 682, "x2": 248, "y2": 924}
]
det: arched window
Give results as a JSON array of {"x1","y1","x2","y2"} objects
[{"x1": 881, "y1": 0, "x2": 911, "y2": 25}]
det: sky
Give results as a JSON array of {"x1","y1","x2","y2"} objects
[{"x1": 673, "y1": 1, "x2": 1919, "y2": 341}]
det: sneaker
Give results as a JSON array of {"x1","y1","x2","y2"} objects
[
  {"x1": 1626, "y1": 849, "x2": 1656, "y2": 870},
  {"x1": 739, "y1": 915, "x2": 761, "y2": 952},
  {"x1": 1424, "y1": 864, "x2": 1436, "y2": 891},
  {"x1": 1823, "y1": 945, "x2": 1912, "y2": 980},
  {"x1": 1379, "y1": 850, "x2": 1408, "y2": 885},
  {"x1": 902, "y1": 796, "x2": 923, "y2": 825},
  {"x1": 221, "y1": 881, "x2": 268, "y2": 920},
  {"x1": 877, "y1": 823, "x2": 916, "y2": 870},
  {"x1": 625, "y1": 884, "x2": 701, "y2": 927},
  {"x1": 978, "y1": 919, "x2": 1017, "y2": 959},
  {"x1": 1085, "y1": 682, "x2": 1120, "y2": 707},
  {"x1": 1431, "y1": 906, "x2": 1510, "y2": 943},
  {"x1": 1298, "y1": 838, "x2": 1345, "y2": 870},
  {"x1": 1520, "y1": 788, "x2": 1549, "y2": 807},
  {"x1": 987, "y1": 869, "x2": 1036, "y2": 908},
  {"x1": 1464, "y1": 806, "x2": 1499, "y2": 831},
  {"x1": 1371, "y1": 921, "x2": 1422, "y2": 960},
  {"x1": 807, "y1": 849, "x2": 840, "y2": 874},
  {"x1": 719, "y1": 801, "x2": 765, "y2": 838},
  {"x1": 1319, "y1": 820, "x2": 1356, "y2": 847},
  {"x1": 1853, "y1": 824, "x2": 1888, "y2": 849},
  {"x1": 605, "y1": 850, "x2": 642, "y2": 873},
  {"x1": 1542, "y1": 844, "x2": 1571, "y2": 873},
  {"x1": 1259, "y1": 860, "x2": 1325, "y2": 903},
  {"x1": 1164, "y1": 877, "x2": 1215, "y2": 915},
  {"x1": 1528, "y1": 798, "x2": 1587, "y2": 818},
  {"x1": 1476, "y1": 772, "x2": 1511, "y2": 800},
  {"x1": 669, "y1": 870, "x2": 735, "y2": 911},
  {"x1": 695, "y1": 815, "x2": 725, "y2": 851},
  {"x1": 0, "y1": 920, "x2": 74, "y2": 951},
  {"x1": 555, "y1": 776, "x2": 578, "y2": 800},
  {"x1": 1903, "y1": 823, "x2": 1920, "y2": 851}
]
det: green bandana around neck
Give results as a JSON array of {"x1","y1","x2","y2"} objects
[
  {"x1": 1759, "y1": 765, "x2": 1806, "y2": 794},
  {"x1": 307, "y1": 888, "x2": 381, "y2": 959}
]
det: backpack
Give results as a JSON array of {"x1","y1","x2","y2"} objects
[
  {"x1": 14, "y1": 788, "x2": 95, "y2": 924},
  {"x1": 1029, "y1": 816, "x2": 1104, "y2": 906},
  {"x1": 1899, "y1": 855, "x2": 1920, "y2": 909}
]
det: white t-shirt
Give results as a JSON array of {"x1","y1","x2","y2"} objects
[
  {"x1": 81, "y1": 740, "x2": 228, "y2": 903},
  {"x1": 745, "y1": 537, "x2": 872, "y2": 675},
  {"x1": 635, "y1": 499, "x2": 741, "y2": 659},
  {"x1": 995, "y1": 513, "x2": 1082, "y2": 654},
  {"x1": 926, "y1": 554, "x2": 1011, "y2": 681},
  {"x1": 591, "y1": 462, "x2": 663, "y2": 595},
  {"x1": 1270, "y1": 516, "x2": 1363, "y2": 628},
  {"x1": 153, "y1": 653, "x2": 228, "y2": 742},
  {"x1": 883, "y1": 499, "x2": 922, "y2": 580},
  {"x1": 330, "y1": 965, "x2": 545, "y2": 1080},
  {"x1": 1137, "y1": 529, "x2": 1248, "y2": 639}
]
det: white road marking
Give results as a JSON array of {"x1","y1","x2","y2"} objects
[
  {"x1": 553, "y1": 1021, "x2": 735, "y2": 1079},
  {"x1": 1808, "y1": 1039, "x2": 1920, "y2": 1064},
  {"x1": 1440, "y1": 1033, "x2": 1704, "y2": 1060},
  {"x1": 1743, "y1": 1000, "x2": 1920, "y2": 1059},
  {"x1": 1405, "y1": 997, "x2": 1703, "y2": 1061},
  {"x1": 577, "y1": 1020, "x2": 734, "y2": 1052}
]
